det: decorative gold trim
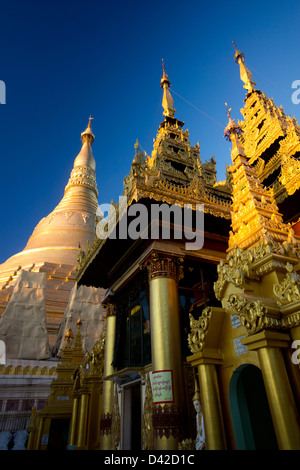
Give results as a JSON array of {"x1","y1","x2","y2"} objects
[
  {"x1": 100, "y1": 412, "x2": 112, "y2": 436},
  {"x1": 188, "y1": 307, "x2": 212, "y2": 354},
  {"x1": 273, "y1": 263, "x2": 300, "y2": 306},
  {"x1": 111, "y1": 384, "x2": 120, "y2": 450},
  {"x1": 144, "y1": 252, "x2": 184, "y2": 281},
  {"x1": 142, "y1": 373, "x2": 154, "y2": 450},
  {"x1": 152, "y1": 404, "x2": 186, "y2": 440}
]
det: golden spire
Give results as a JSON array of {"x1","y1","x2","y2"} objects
[
  {"x1": 0, "y1": 117, "x2": 99, "y2": 273},
  {"x1": 225, "y1": 105, "x2": 292, "y2": 252},
  {"x1": 233, "y1": 42, "x2": 256, "y2": 93},
  {"x1": 81, "y1": 115, "x2": 95, "y2": 145},
  {"x1": 160, "y1": 59, "x2": 175, "y2": 117}
]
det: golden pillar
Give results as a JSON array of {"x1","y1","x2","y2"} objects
[
  {"x1": 145, "y1": 252, "x2": 186, "y2": 450},
  {"x1": 100, "y1": 302, "x2": 116, "y2": 450},
  {"x1": 26, "y1": 407, "x2": 37, "y2": 450},
  {"x1": 35, "y1": 416, "x2": 45, "y2": 450},
  {"x1": 77, "y1": 391, "x2": 89, "y2": 448},
  {"x1": 187, "y1": 306, "x2": 227, "y2": 449},
  {"x1": 243, "y1": 330, "x2": 300, "y2": 450},
  {"x1": 187, "y1": 351, "x2": 226, "y2": 450},
  {"x1": 197, "y1": 362, "x2": 226, "y2": 449},
  {"x1": 69, "y1": 394, "x2": 79, "y2": 447}
]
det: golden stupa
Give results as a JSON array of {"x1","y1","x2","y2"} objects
[
  {"x1": 0, "y1": 118, "x2": 99, "y2": 349},
  {"x1": 0, "y1": 117, "x2": 98, "y2": 271}
]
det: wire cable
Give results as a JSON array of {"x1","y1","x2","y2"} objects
[{"x1": 171, "y1": 88, "x2": 224, "y2": 128}]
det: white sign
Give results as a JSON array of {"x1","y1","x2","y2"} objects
[{"x1": 152, "y1": 370, "x2": 174, "y2": 404}]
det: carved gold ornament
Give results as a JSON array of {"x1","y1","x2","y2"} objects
[
  {"x1": 273, "y1": 263, "x2": 300, "y2": 306},
  {"x1": 228, "y1": 294, "x2": 268, "y2": 334},
  {"x1": 187, "y1": 307, "x2": 212, "y2": 353},
  {"x1": 214, "y1": 247, "x2": 252, "y2": 300}
]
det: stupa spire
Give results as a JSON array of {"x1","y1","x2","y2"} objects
[
  {"x1": 233, "y1": 42, "x2": 256, "y2": 93},
  {"x1": 161, "y1": 59, "x2": 175, "y2": 117},
  {"x1": 73, "y1": 117, "x2": 96, "y2": 171},
  {"x1": 60, "y1": 117, "x2": 98, "y2": 201},
  {"x1": 0, "y1": 118, "x2": 99, "y2": 269}
]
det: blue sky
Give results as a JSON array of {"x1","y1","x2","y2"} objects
[{"x1": 1, "y1": 0, "x2": 300, "y2": 264}]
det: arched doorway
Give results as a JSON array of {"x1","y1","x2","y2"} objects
[{"x1": 229, "y1": 364, "x2": 278, "y2": 450}]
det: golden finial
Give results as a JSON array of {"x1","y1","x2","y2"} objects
[
  {"x1": 161, "y1": 58, "x2": 171, "y2": 87},
  {"x1": 64, "y1": 327, "x2": 73, "y2": 348},
  {"x1": 73, "y1": 318, "x2": 83, "y2": 349},
  {"x1": 225, "y1": 102, "x2": 232, "y2": 118},
  {"x1": 232, "y1": 41, "x2": 245, "y2": 63},
  {"x1": 88, "y1": 115, "x2": 94, "y2": 128},
  {"x1": 232, "y1": 42, "x2": 256, "y2": 93},
  {"x1": 160, "y1": 59, "x2": 174, "y2": 117},
  {"x1": 81, "y1": 116, "x2": 95, "y2": 143}
]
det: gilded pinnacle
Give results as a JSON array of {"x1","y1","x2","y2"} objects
[
  {"x1": 160, "y1": 60, "x2": 175, "y2": 118},
  {"x1": 232, "y1": 41, "x2": 245, "y2": 64},
  {"x1": 232, "y1": 42, "x2": 256, "y2": 93},
  {"x1": 74, "y1": 318, "x2": 83, "y2": 349}
]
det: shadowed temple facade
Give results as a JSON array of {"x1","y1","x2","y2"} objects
[{"x1": 1, "y1": 44, "x2": 300, "y2": 450}]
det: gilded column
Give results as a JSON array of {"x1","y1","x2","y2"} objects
[
  {"x1": 77, "y1": 391, "x2": 89, "y2": 448},
  {"x1": 26, "y1": 407, "x2": 36, "y2": 450},
  {"x1": 100, "y1": 302, "x2": 116, "y2": 450},
  {"x1": 243, "y1": 330, "x2": 300, "y2": 450},
  {"x1": 196, "y1": 361, "x2": 226, "y2": 449},
  {"x1": 69, "y1": 394, "x2": 79, "y2": 447},
  {"x1": 187, "y1": 306, "x2": 227, "y2": 449},
  {"x1": 35, "y1": 416, "x2": 45, "y2": 450},
  {"x1": 145, "y1": 252, "x2": 186, "y2": 450}
]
